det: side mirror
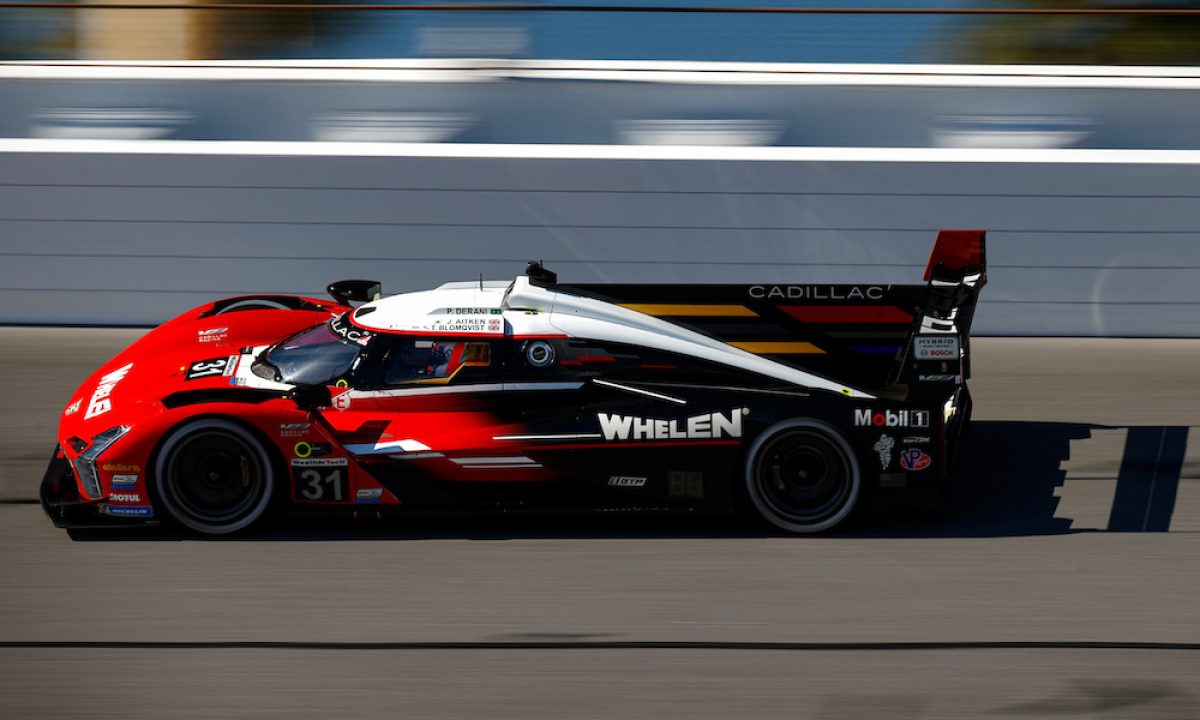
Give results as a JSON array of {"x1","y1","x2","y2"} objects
[
  {"x1": 525, "y1": 261, "x2": 557, "y2": 288},
  {"x1": 288, "y1": 384, "x2": 332, "y2": 412},
  {"x1": 327, "y1": 279, "x2": 382, "y2": 306}
]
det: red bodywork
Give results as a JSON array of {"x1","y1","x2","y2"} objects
[{"x1": 54, "y1": 296, "x2": 560, "y2": 519}]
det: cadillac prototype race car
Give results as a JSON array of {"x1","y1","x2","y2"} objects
[{"x1": 41, "y1": 230, "x2": 985, "y2": 535}]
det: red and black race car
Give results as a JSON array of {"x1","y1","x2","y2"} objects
[{"x1": 41, "y1": 230, "x2": 985, "y2": 535}]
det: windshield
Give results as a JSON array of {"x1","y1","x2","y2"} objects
[{"x1": 256, "y1": 313, "x2": 370, "y2": 385}]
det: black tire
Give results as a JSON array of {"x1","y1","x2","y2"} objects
[
  {"x1": 215, "y1": 299, "x2": 290, "y2": 314},
  {"x1": 744, "y1": 419, "x2": 861, "y2": 534},
  {"x1": 154, "y1": 418, "x2": 275, "y2": 535}
]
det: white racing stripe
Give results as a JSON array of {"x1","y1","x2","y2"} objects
[
  {"x1": 344, "y1": 439, "x2": 432, "y2": 455},
  {"x1": 493, "y1": 433, "x2": 603, "y2": 441},
  {"x1": 349, "y1": 381, "x2": 582, "y2": 400},
  {"x1": 592, "y1": 378, "x2": 687, "y2": 405},
  {"x1": 451, "y1": 456, "x2": 538, "y2": 465}
]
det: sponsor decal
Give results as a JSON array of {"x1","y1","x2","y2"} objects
[
  {"x1": 99, "y1": 504, "x2": 153, "y2": 518},
  {"x1": 854, "y1": 408, "x2": 930, "y2": 429},
  {"x1": 294, "y1": 461, "x2": 349, "y2": 501},
  {"x1": 355, "y1": 488, "x2": 384, "y2": 503},
  {"x1": 427, "y1": 317, "x2": 504, "y2": 334},
  {"x1": 748, "y1": 285, "x2": 884, "y2": 301},
  {"x1": 913, "y1": 336, "x2": 960, "y2": 361},
  {"x1": 197, "y1": 327, "x2": 229, "y2": 343},
  {"x1": 873, "y1": 434, "x2": 895, "y2": 471},
  {"x1": 280, "y1": 423, "x2": 310, "y2": 438},
  {"x1": 435, "y1": 307, "x2": 497, "y2": 316},
  {"x1": 291, "y1": 457, "x2": 348, "y2": 467},
  {"x1": 902, "y1": 435, "x2": 930, "y2": 444},
  {"x1": 293, "y1": 442, "x2": 333, "y2": 458},
  {"x1": 102, "y1": 462, "x2": 141, "y2": 473},
  {"x1": 608, "y1": 476, "x2": 647, "y2": 488},
  {"x1": 185, "y1": 355, "x2": 238, "y2": 381},
  {"x1": 899, "y1": 448, "x2": 932, "y2": 472},
  {"x1": 597, "y1": 408, "x2": 747, "y2": 441},
  {"x1": 330, "y1": 313, "x2": 373, "y2": 345},
  {"x1": 331, "y1": 391, "x2": 352, "y2": 411},
  {"x1": 84, "y1": 363, "x2": 133, "y2": 420},
  {"x1": 108, "y1": 492, "x2": 142, "y2": 503},
  {"x1": 111, "y1": 474, "x2": 138, "y2": 488},
  {"x1": 668, "y1": 471, "x2": 704, "y2": 499},
  {"x1": 919, "y1": 374, "x2": 962, "y2": 383},
  {"x1": 64, "y1": 399, "x2": 81, "y2": 416}
]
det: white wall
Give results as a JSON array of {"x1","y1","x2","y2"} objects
[{"x1": 2, "y1": 142, "x2": 1198, "y2": 336}]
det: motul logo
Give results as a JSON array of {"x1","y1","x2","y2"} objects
[
  {"x1": 854, "y1": 408, "x2": 930, "y2": 429},
  {"x1": 597, "y1": 409, "x2": 746, "y2": 441}
]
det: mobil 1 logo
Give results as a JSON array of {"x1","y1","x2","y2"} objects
[
  {"x1": 854, "y1": 408, "x2": 930, "y2": 429},
  {"x1": 291, "y1": 457, "x2": 350, "y2": 502}
]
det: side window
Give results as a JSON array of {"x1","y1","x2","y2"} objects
[{"x1": 383, "y1": 339, "x2": 491, "y2": 385}]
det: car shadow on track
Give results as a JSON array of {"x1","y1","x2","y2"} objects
[
  {"x1": 64, "y1": 421, "x2": 1193, "y2": 542},
  {"x1": 861, "y1": 420, "x2": 1193, "y2": 538}
]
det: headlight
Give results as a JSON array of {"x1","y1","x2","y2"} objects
[{"x1": 74, "y1": 426, "x2": 130, "y2": 499}]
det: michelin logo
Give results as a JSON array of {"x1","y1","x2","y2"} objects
[
  {"x1": 597, "y1": 408, "x2": 746, "y2": 441},
  {"x1": 100, "y1": 504, "x2": 153, "y2": 518}
]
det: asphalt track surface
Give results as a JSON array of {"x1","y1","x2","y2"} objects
[{"x1": 1, "y1": 329, "x2": 1198, "y2": 719}]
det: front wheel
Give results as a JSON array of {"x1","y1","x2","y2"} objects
[
  {"x1": 154, "y1": 418, "x2": 276, "y2": 535},
  {"x1": 744, "y1": 419, "x2": 861, "y2": 534},
  {"x1": 214, "y1": 298, "x2": 291, "y2": 314}
]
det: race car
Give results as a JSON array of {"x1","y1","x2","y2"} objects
[{"x1": 41, "y1": 229, "x2": 985, "y2": 535}]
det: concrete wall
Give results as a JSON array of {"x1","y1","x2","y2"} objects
[
  {"x1": 4, "y1": 61, "x2": 1200, "y2": 148},
  {"x1": 2, "y1": 142, "x2": 1198, "y2": 336}
]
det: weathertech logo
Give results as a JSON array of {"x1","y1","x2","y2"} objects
[
  {"x1": 854, "y1": 408, "x2": 930, "y2": 429},
  {"x1": 597, "y1": 409, "x2": 746, "y2": 441}
]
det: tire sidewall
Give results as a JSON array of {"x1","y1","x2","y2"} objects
[
  {"x1": 744, "y1": 418, "x2": 861, "y2": 534},
  {"x1": 154, "y1": 418, "x2": 275, "y2": 535},
  {"x1": 215, "y1": 299, "x2": 290, "y2": 314}
]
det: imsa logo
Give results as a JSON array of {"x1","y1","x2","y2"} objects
[{"x1": 597, "y1": 408, "x2": 747, "y2": 441}]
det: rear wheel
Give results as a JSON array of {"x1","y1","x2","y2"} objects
[
  {"x1": 154, "y1": 418, "x2": 275, "y2": 535},
  {"x1": 744, "y1": 420, "x2": 861, "y2": 534}
]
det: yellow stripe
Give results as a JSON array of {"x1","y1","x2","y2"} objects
[
  {"x1": 621, "y1": 303, "x2": 757, "y2": 317},
  {"x1": 728, "y1": 341, "x2": 825, "y2": 355}
]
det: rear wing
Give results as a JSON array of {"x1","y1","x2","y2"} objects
[
  {"x1": 561, "y1": 230, "x2": 986, "y2": 396},
  {"x1": 908, "y1": 230, "x2": 987, "y2": 391}
]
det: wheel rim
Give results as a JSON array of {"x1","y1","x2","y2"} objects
[
  {"x1": 753, "y1": 429, "x2": 854, "y2": 526},
  {"x1": 165, "y1": 430, "x2": 265, "y2": 526}
]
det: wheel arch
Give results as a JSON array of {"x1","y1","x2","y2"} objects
[
  {"x1": 145, "y1": 411, "x2": 289, "y2": 512},
  {"x1": 742, "y1": 416, "x2": 864, "y2": 534}
]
